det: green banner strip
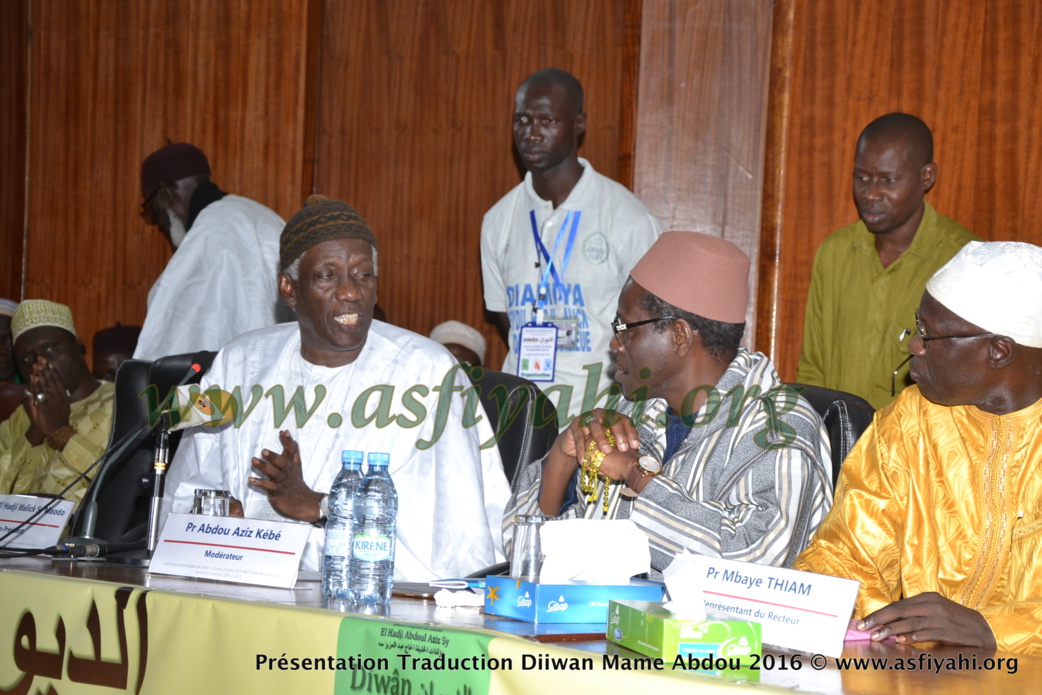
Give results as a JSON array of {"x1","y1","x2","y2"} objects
[{"x1": 336, "y1": 615, "x2": 495, "y2": 695}]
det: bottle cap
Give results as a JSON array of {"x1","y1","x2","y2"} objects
[
  {"x1": 342, "y1": 450, "x2": 364, "y2": 466},
  {"x1": 367, "y1": 452, "x2": 390, "y2": 468}
]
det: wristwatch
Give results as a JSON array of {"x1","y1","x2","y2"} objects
[{"x1": 625, "y1": 455, "x2": 662, "y2": 493}]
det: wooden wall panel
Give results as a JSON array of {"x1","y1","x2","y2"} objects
[
  {"x1": 633, "y1": 0, "x2": 774, "y2": 343},
  {"x1": 13, "y1": 0, "x2": 775, "y2": 376},
  {"x1": 759, "y1": 0, "x2": 1042, "y2": 380},
  {"x1": 24, "y1": 0, "x2": 313, "y2": 358},
  {"x1": 314, "y1": 0, "x2": 636, "y2": 369},
  {"x1": 0, "y1": 0, "x2": 28, "y2": 301}
]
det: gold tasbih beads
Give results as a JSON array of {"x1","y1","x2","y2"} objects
[{"x1": 580, "y1": 428, "x2": 616, "y2": 514}]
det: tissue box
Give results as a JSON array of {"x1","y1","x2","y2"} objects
[
  {"x1": 484, "y1": 576, "x2": 663, "y2": 623},
  {"x1": 607, "y1": 600, "x2": 761, "y2": 667}
]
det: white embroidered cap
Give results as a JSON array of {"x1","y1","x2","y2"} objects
[{"x1": 926, "y1": 241, "x2": 1042, "y2": 348}]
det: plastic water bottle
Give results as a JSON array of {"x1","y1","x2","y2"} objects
[
  {"x1": 347, "y1": 452, "x2": 398, "y2": 603},
  {"x1": 321, "y1": 450, "x2": 365, "y2": 598}
]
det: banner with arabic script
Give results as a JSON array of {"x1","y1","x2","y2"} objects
[
  {"x1": 0, "y1": 570, "x2": 339, "y2": 694},
  {"x1": 0, "y1": 572, "x2": 151, "y2": 694},
  {"x1": 1, "y1": 570, "x2": 720, "y2": 695}
]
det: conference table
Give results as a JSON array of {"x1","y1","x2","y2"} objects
[{"x1": 0, "y1": 555, "x2": 1035, "y2": 694}]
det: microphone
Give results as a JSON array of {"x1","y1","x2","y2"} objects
[
  {"x1": 0, "y1": 356, "x2": 213, "y2": 558},
  {"x1": 54, "y1": 354, "x2": 217, "y2": 557},
  {"x1": 62, "y1": 377, "x2": 224, "y2": 546},
  {"x1": 136, "y1": 385, "x2": 235, "y2": 556}
]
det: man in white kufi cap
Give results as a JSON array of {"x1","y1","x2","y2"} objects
[
  {"x1": 430, "y1": 320, "x2": 486, "y2": 366},
  {"x1": 798, "y1": 241, "x2": 1042, "y2": 655}
]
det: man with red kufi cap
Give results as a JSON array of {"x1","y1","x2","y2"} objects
[{"x1": 507, "y1": 232, "x2": 833, "y2": 578}]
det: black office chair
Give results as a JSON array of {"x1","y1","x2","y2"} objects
[
  {"x1": 71, "y1": 351, "x2": 215, "y2": 542},
  {"x1": 462, "y1": 365, "x2": 559, "y2": 489},
  {"x1": 785, "y1": 383, "x2": 875, "y2": 483}
]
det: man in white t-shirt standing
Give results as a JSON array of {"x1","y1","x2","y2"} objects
[{"x1": 481, "y1": 68, "x2": 662, "y2": 426}]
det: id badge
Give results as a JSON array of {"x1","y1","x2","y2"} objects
[
  {"x1": 554, "y1": 317, "x2": 580, "y2": 349},
  {"x1": 517, "y1": 322, "x2": 558, "y2": 382}
]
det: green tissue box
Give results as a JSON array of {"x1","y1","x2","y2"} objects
[{"x1": 607, "y1": 600, "x2": 761, "y2": 669}]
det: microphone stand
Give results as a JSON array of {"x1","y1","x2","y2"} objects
[
  {"x1": 107, "y1": 412, "x2": 173, "y2": 567},
  {"x1": 90, "y1": 356, "x2": 206, "y2": 566},
  {"x1": 21, "y1": 410, "x2": 166, "y2": 561},
  {"x1": 56, "y1": 417, "x2": 158, "y2": 559},
  {"x1": 146, "y1": 413, "x2": 172, "y2": 554}
]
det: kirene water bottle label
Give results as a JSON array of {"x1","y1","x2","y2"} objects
[
  {"x1": 326, "y1": 528, "x2": 350, "y2": 556},
  {"x1": 352, "y1": 533, "x2": 392, "y2": 562}
]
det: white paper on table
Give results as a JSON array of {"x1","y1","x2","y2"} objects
[
  {"x1": 538, "y1": 519, "x2": 650, "y2": 584},
  {"x1": 661, "y1": 551, "x2": 708, "y2": 619}
]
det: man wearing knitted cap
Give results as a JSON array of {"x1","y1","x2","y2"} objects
[
  {"x1": 797, "y1": 241, "x2": 1042, "y2": 656},
  {"x1": 164, "y1": 196, "x2": 511, "y2": 580},
  {"x1": 508, "y1": 232, "x2": 833, "y2": 577},
  {"x1": 135, "y1": 142, "x2": 288, "y2": 360},
  {"x1": 0, "y1": 300, "x2": 114, "y2": 504}
]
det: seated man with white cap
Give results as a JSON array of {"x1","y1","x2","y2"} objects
[
  {"x1": 508, "y1": 232, "x2": 833, "y2": 578},
  {"x1": 430, "y1": 320, "x2": 486, "y2": 366},
  {"x1": 797, "y1": 241, "x2": 1042, "y2": 655},
  {"x1": 0, "y1": 300, "x2": 114, "y2": 503}
]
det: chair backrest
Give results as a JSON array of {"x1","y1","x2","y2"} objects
[
  {"x1": 71, "y1": 352, "x2": 215, "y2": 542},
  {"x1": 463, "y1": 366, "x2": 558, "y2": 488},
  {"x1": 786, "y1": 382, "x2": 875, "y2": 484}
]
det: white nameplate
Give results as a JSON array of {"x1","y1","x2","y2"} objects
[
  {"x1": 692, "y1": 555, "x2": 858, "y2": 657},
  {"x1": 149, "y1": 513, "x2": 310, "y2": 588},
  {"x1": 0, "y1": 494, "x2": 74, "y2": 550}
]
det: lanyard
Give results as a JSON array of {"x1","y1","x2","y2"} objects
[{"x1": 529, "y1": 210, "x2": 581, "y2": 320}]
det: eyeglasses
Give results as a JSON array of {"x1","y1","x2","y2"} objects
[
  {"x1": 914, "y1": 310, "x2": 1002, "y2": 346},
  {"x1": 611, "y1": 315, "x2": 677, "y2": 337},
  {"x1": 891, "y1": 313, "x2": 1005, "y2": 397},
  {"x1": 140, "y1": 185, "x2": 168, "y2": 225}
]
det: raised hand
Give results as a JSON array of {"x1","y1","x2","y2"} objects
[{"x1": 249, "y1": 430, "x2": 323, "y2": 522}]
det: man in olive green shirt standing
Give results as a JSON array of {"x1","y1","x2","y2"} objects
[{"x1": 797, "y1": 113, "x2": 979, "y2": 409}]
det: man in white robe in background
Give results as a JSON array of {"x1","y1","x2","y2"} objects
[
  {"x1": 163, "y1": 196, "x2": 510, "y2": 579},
  {"x1": 135, "y1": 142, "x2": 289, "y2": 360}
]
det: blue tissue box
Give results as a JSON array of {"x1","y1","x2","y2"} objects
[{"x1": 484, "y1": 575, "x2": 663, "y2": 623}]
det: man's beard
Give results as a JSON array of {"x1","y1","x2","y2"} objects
[{"x1": 167, "y1": 211, "x2": 188, "y2": 249}]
